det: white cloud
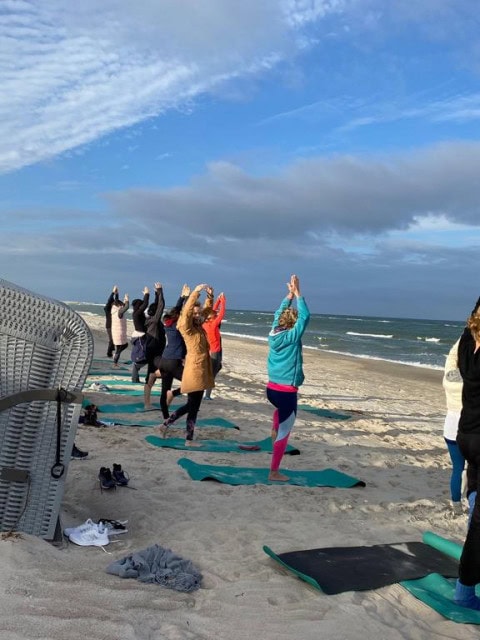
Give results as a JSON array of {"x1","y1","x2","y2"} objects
[{"x1": 0, "y1": 0, "x2": 345, "y2": 174}]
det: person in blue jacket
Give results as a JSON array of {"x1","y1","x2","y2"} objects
[{"x1": 266, "y1": 274, "x2": 310, "y2": 481}]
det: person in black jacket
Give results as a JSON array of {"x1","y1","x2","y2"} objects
[
  {"x1": 454, "y1": 296, "x2": 480, "y2": 610},
  {"x1": 104, "y1": 285, "x2": 119, "y2": 357},
  {"x1": 144, "y1": 283, "x2": 166, "y2": 410},
  {"x1": 158, "y1": 284, "x2": 190, "y2": 418}
]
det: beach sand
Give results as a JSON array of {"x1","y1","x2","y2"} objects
[{"x1": 0, "y1": 314, "x2": 475, "y2": 640}]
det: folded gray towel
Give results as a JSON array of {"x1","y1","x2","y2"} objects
[{"x1": 106, "y1": 544, "x2": 202, "y2": 592}]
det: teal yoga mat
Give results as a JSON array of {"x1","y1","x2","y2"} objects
[
  {"x1": 87, "y1": 369, "x2": 131, "y2": 377},
  {"x1": 177, "y1": 458, "x2": 365, "y2": 487},
  {"x1": 146, "y1": 435, "x2": 300, "y2": 454},
  {"x1": 110, "y1": 416, "x2": 239, "y2": 429},
  {"x1": 90, "y1": 402, "x2": 171, "y2": 413},
  {"x1": 400, "y1": 574, "x2": 480, "y2": 624},
  {"x1": 298, "y1": 404, "x2": 351, "y2": 420},
  {"x1": 399, "y1": 532, "x2": 480, "y2": 624}
]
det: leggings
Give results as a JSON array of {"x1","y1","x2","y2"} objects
[
  {"x1": 159, "y1": 358, "x2": 184, "y2": 419},
  {"x1": 445, "y1": 437, "x2": 465, "y2": 502},
  {"x1": 164, "y1": 390, "x2": 204, "y2": 441},
  {"x1": 457, "y1": 433, "x2": 480, "y2": 585},
  {"x1": 113, "y1": 343, "x2": 128, "y2": 364},
  {"x1": 266, "y1": 387, "x2": 297, "y2": 472}
]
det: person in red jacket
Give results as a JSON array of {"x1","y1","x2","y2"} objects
[{"x1": 202, "y1": 290, "x2": 226, "y2": 399}]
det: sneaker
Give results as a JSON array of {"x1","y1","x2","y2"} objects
[
  {"x1": 98, "y1": 518, "x2": 128, "y2": 535},
  {"x1": 71, "y1": 444, "x2": 89, "y2": 460},
  {"x1": 64, "y1": 518, "x2": 97, "y2": 538},
  {"x1": 99, "y1": 467, "x2": 116, "y2": 490},
  {"x1": 112, "y1": 463, "x2": 129, "y2": 486},
  {"x1": 69, "y1": 522, "x2": 109, "y2": 547}
]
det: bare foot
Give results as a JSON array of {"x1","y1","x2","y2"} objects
[
  {"x1": 185, "y1": 441, "x2": 201, "y2": 447},
  {"x1": 268, "y1": 471, "x2": 289, "y2": 482},
  {"x1": 159, "y1": 425, "x2": 168, "y2": 438},
  {"x1": 166, "y1": 390, "x2": 174, "y2": 406},
  {"x1": 112, "y1": 363, "x2": 119, "y2": 369},
  {"x1": 144, "y1": 405, "x2": 155, "y2": 411}
]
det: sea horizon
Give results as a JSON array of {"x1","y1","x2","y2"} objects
[{"x1": 66, "y1": 300, "x2": 464, "y2": 372}]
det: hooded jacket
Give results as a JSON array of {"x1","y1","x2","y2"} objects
[{"x1": 267, "y1": 296, "x2": 310, "y2": 388}]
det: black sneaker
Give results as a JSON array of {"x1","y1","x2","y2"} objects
[
  {"x1": 71, "y1": 444, "x2": 88, "y2": 460},
  {"x1": 98, "y1": 467, "x2": 116, "y2": 490},
  {"x1": 112, "y1": 463, "x2": 129, "y2": 486}
]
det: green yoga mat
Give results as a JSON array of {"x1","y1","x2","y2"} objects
[
  {"x1": 177, "y1": 458, "x2": 365, "y2": 487},
  {"x1": 88, "y1": 402, "x2": 173, "y2": 413},
  {"x1": 401, "y1": 574, "x2": 480, "y2": 624},
  {"x1": 86, "y1": 379, "x2": 142, "y2": 386},
  {"x1": 87, "y1": 369, "x2": 131, "y2": 377},
  {"x1": 109, "y1": 416, "x2": 239, "y2": 429},
  {"x1": 298, "y1": 404, "x2": 351, "y2": 420},
  {"x1": 146, "y1": 435, "x2": 300, "y2": 454},
  {"x1": 399, "y1": 532, "x2": 480, "y2": 624}
]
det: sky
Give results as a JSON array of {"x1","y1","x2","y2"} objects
[{"x1": 1, "y1": 0, "x2": 480, "y2": 320}]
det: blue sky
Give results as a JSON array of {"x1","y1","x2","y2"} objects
[{"x1": 1, "y1": 0, "x2": 480, "y2": 319}]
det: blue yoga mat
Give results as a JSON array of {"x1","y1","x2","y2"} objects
[
  {"x1": 146, "y1": 435, "x2": 300, "y2": 454},
  {"x1": 177, "y1": 458, "x2": 365, "y2": 487}
]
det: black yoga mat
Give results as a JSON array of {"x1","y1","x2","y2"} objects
[{"x1": 263, "y1": 541, "x2": 459, "y2": 595}]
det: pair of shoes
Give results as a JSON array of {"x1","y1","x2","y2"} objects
[
  {"x1": 98, "y1": 464, "x2": 129, "y2": 490},
  {"x1": 64, "y1": 519, "x2": 109, "y2": 547},
  {"x1": 71, "y1": 444, "x2": 88, "y2": 460}
]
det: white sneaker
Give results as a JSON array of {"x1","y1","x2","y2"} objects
[
  {"x1": 64, "y1": 518, "x2": 97, "y2": 538},
  {"x1": 69, "y1": 522, "x2": 109, "y2": 547}
]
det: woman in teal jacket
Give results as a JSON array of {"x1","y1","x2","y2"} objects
[{"x1": 267, "y1": 274, "x2": 310, "y2": 481}]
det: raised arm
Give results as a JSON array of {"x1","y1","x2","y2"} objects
[
  {"x1": 151, "y1": 282, "x2": 165, "y2": 324},
  {"x1": 177, "y1": 284, "x2": 208, "y2": 335}
]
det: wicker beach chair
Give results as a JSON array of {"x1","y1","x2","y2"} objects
[{"x1": 0, "y1": 279, "x2": 93, "y2": 540}]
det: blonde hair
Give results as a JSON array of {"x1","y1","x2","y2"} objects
[
  {"x1": 278, "y1": 308, "x2": 298, "y2": 329},
  {"x1": 468, "y1": 311, "x2": 480, "y2": 342}
]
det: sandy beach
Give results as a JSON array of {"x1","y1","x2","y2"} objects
[{"x1": 0, "y1": 313, "x2": 475, "y2": 640}]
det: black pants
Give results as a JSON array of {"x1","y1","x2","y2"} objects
[
  {"x1": 159, "y1": 358, "x2": 184, "y2": 419},
  {"x1": 113, "y1": 343, "x2": 128, "y2": 364},
  {"x1": 457, "y1": 432, "x2": 480, "y2": 585},
  {"x1": 106, "y1": 326, "x2": 114, "y2": 357},
  {"x1": 165, "y1": 390, "x2": 204, "y2": 440}
]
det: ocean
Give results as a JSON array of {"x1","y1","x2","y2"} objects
[{"x1": 66, "y1": 301, "x2": 465, "y2": 371}]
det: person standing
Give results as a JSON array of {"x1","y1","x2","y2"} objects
[
  {"x1": 143, "y1": 283, "x2": 166, "y2": 410},
  {"x1": 202, "y1": 290, "x2": 226, "y2": 400},
  {"x1": 442, "y1": 338, "x2": 465, "y2": 515},
  {"x1": 266, "y1": 274, "x2": 310, "y2": 481},
  {"x1": 158, "y1": 284, "x2": 190, "y2": 419},
  {"x1": 131, "y1": 286, "x2": 150, "y2": 382},
  {"x1": 159, "y1": 284, "x2": 214, "y2": 444},
  {"x1": 111, "y1": 294, "x2": 129, "y2": 367},
  {"x1": 454, "y1": 297, "x2": 480, "y2": 610},
  {"x1": 104, "y1": 285, "x2": 119, "y2": 358}
]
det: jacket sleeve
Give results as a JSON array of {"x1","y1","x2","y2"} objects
[
  {"x1": 444, "y1": 339, "x2": 460, "y2": 375},
  {"x1": 118, "y1": 301, "x2": 130, "y2": 319},
  {"x1": 271, "y1": 297, "x2": 292, "y2": 330},
  {"x1": 139, "y1": 293, "x2": 149, "y2": 313},
  {"x1": 151, "y1": 289, "x2": 165, "y2": 324},
  {"x1": 213, "y1": 295, "x2": 226, "y2": 327},
  {"x1": 177, "y1": 290, "x2": 200, "y2": 336},
  {"x1": 104, "y1": 291, "x2": 116, "y2": 313}
]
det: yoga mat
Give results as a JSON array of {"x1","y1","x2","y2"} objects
[
  {"x1": 177, "y1": 458, "x2": 365, "y2": 487},
  {"x1": 298, "y1": 404, "x2": 351, "y2": 420},
  {"x1": 422, "y1": 531, "x2": 462, "y2": 562},
  {"x1": 400, "y1": 574, "x2": 480, "y2": 624},
  {"x1": 110, "y1": 417, "x2": 239, "y2": 430},
  {"x1": 398, "y1": 533, "x2": 480, "y2": 624},
  {"x1": 196, "y1": 417, "x2": 239, "y2": 430},
  {"x1": 146, "y1": 435, "x2": 300, "y2": 454},
  {"x1": 87, "y1": 369, "x2": 131, "y2": 377},
  {"x1": 92, "y1": 402, "x2": 163, "y2": 414},
  {"x1": 263, "y1": 540, "x2": 458, "y2": 595},
  {"x1": 86, "y1": 379, "x2": 143, "y2": 386}
]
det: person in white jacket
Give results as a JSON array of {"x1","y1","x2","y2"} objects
[{"x1": 442, "y1": 338, "x2": 465, "y2": 514}]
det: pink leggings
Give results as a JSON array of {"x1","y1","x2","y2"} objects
[{"x1": 266, "y1": 387, "x2": 297, "y2": 472}]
